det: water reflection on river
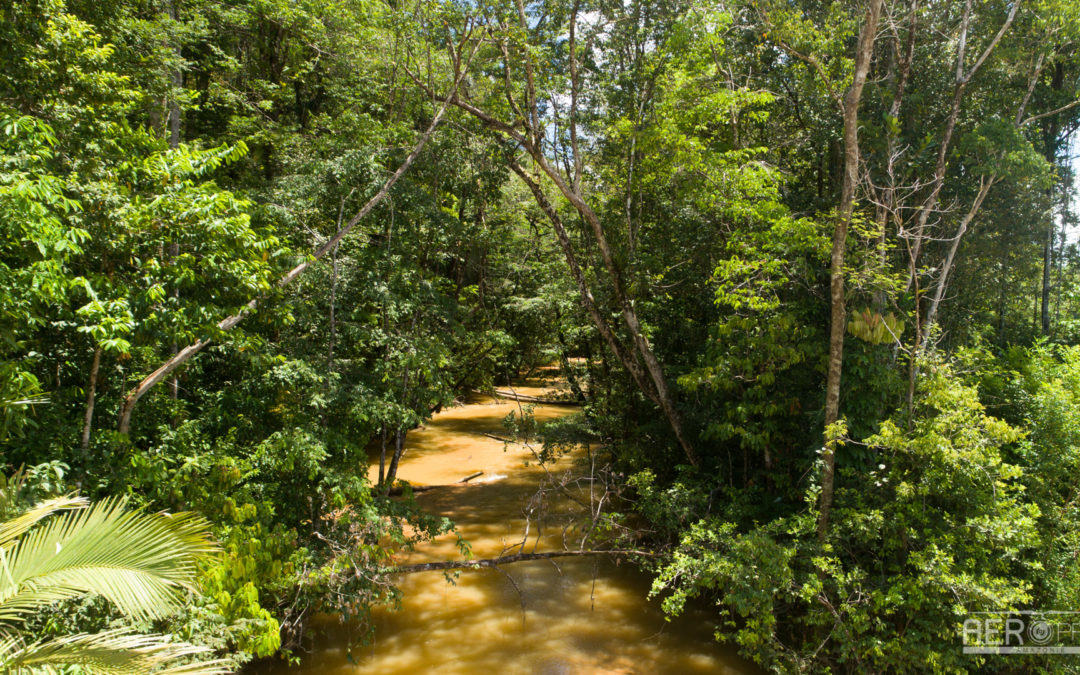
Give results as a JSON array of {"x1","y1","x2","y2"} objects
[{"x1": 250, "y1": 378, "x2": 758, "y2": 675}]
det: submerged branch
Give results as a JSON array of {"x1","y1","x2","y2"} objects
[
  {"x1": 383, "y1": 471, "x2": 485, "y2": 496},
  {"x1": 477, "y1": 388, "x2": 581, "y2": 406},
  {"x1": 390, "y1": 549, "x2": 658, "y2": 574}
]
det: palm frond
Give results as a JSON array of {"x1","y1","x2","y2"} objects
[
  {"x1": 0, "y1": 495, "x2": 87, "y2": 549},
  {"x1": 0, "y1": 497, "x2": 219, "y2": 623},
  {"x1": 0, "y1": 628, "x2": 230, "y2": 674}
]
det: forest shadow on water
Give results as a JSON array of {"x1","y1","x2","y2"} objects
[{"x1": 247, "y1": 386, "x2": 760, "y2": 675}]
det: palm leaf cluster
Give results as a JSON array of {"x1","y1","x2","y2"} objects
[{"x1": 0, "y1": 495, "x2": 231, "y2": 674}]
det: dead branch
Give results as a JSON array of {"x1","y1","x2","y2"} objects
[{"x1": 389, "y1": 549, "x2": 658, "y2": 574}]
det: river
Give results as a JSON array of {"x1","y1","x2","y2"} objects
[{"x1": 251, "y1": 377, "x2": 757, "y2": 674}]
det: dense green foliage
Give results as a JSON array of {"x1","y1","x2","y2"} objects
[{"x1": 2, "y1": 0, "x2": 1080, "y2": 672}]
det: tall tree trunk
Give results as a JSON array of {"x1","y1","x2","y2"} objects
[
  {"x1": 877, "y1": 0, "x2": 918, "y2": 311},
  {"x1": 384, "y1": 423, "x2": 393, "y2": 486},
  {"x1": 79, "y1": 347, "x2": 103, "y2": 455},
  {"x1": 555, "y1": 315, "x2": 587, "y2": 404},
  {"x1": 1055, "y1": 194, "x2": 1067, "y2": 326},
  {"x1": 382, "y1": 429, "x2": 406, "y2": 497},
  {"x1": 997, "y1": 266, "x2": 1008, "y2": 338},
  {"x1": 1040, "y1": 64, "x2": 1064, "y2": 334},
  {"x1": 1042, "y1": 220, "x2": 1053, "y2": 334},
  {"x1": 328, "y1": 193, "x2": 350, "y2": 371},
  {"x1": 167, "y1": 0, "x2": 182, "y2": 406},
  {"x1": 817, "y1": 0, "x2": 882, "y2": 541},
  {"x1": 328, "y1": 240, "x2": 338, "y2": 368}
]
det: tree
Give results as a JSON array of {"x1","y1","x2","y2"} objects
[
  {"x1": 410, "y1": 0, "x2": 705, "y2": 467},
  {"x1": 113, "y1": 23, "x2": 478, "y2": 435},
  {"x1": 775, "y1": 0, "x2": 883, "y2": 540}
]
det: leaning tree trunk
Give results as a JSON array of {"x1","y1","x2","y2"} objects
[
  {"x1": 918, "y1": 23, "x2": 1049, "y2": 352},
  {"x1": 507, "y1": 162, "x2": 652, "y2": 398},
  {"x1": 421, "y1": 17, "x2": 701, "y2": 467},
  {"x1": 524, "y1": 150, "x2": 701, "y2": 468},
  {"x1": 115, "y1": 40, "x2": 478, "y2": 435}
]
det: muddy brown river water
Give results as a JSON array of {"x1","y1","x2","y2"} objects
[{"x1": 251, "y1": 379, "x2": 757, "y2": 675}]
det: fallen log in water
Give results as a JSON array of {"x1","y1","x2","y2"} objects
[
  {"x1": 385, "y1": 484, "x2": 439, "y2": 495},
  {"x1": 473, "y1": 389, "x2": 580, "y2": 406},
  {"x1": 391, "y1": 549, "x2": 659, "y2": 574},
  {"x1": 384, "y1": 471, "x2": 484, "y2": 496}
]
